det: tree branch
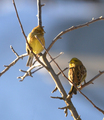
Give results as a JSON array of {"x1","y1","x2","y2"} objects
[
  {"x1": 45, "y1": 16, "x2": 104, "y2": 55},
  {"x1": 78, "y1": 89, "x2": 104, "y2": 114},
  {"x1": 18, "y1": 64, "x2": 41, "y2": 81},
  {"x1": 37, "y1": 0, "x2": 43, "y2": 26},
  {"x1": 57, "y1": 67, "x2": 68, "y2": 76},
  {"x1": 0, "y1": 45, "x2": 27, "y2": 77},
  {"x1": 12, "y1": 0, "x2": 27, "y2": 40},
  {"x1": 79, "y1": 70, "x2": 104, "y2": 90}
]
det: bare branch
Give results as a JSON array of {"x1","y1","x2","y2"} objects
[
  {"x1": 18, "y1": 70, "x2": 33, "y2": 81},
  {"x1": 51, "y1": 86, "x2": 58, "y2": 93},
  {"x1": 57, "y1": 67, "x2": 68, "y2": 76},
  {"x1": 78, "y1": 90, "x2": 104, "y2": 114},
  {"x1": 50, "y1": 52, "x2": 64, "y2": 63},
  {"x1": 45, "y1": 16, "x2": 104, "y2": 54},
  {"x1": 37, "y1": 0, "x2": 43, "y2": 26},
  {"x1": 50, "y1": 96, "x2": 63, "y2": 100},
  {"x1": 64, "y1": 107, "x2": 68, "y2": 117},
  {"x1": 12, "y1": 0, "x2": 31, "y2": 54},
  {"x1": 10, "y1": 45, "x2": 19, "y2": 57},
  {"x1": 18, "y1": 64, "x2": 41, "y2": 81},
  {"x1": 79, "y1": 71, "x2": 104, "y2": 90},
  {"x1": 58, "y1": 106, "x2": 69, "y2": 117},
  {"x1": 0, "y1": 52, "x2": 27, "y2": 77},
  {"x1": 12, "y1": 0, "x2": 31, "y2": 49},
  {"x1": 12, "y1": 0, "x2": 27, "y2": 40}
]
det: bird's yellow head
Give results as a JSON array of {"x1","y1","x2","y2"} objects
[
  {"x1": 31, "y1": 25, "x2": 45, "y2": 35},
  {"x1": 69, "y1": 58, "x2": 83, "y2": 67}
]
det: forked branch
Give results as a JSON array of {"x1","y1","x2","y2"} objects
[
  {"x1": 0, "y1": 46, "x2": 27, "y2": 77},
  {"x1": 45, "y1": 16, "x2": 104, "y2": 55},
  {"x1": 36, "y1": 34, "x2": 104, "y2": 115}
]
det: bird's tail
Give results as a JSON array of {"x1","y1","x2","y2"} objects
[
  {"x1": 26, "y1": 54, "x2": 34, "y2": 67},
  {"x1": 69, "y1": 85, "x2": 77, "y2": 95}
]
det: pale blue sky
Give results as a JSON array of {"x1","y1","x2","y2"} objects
[{"x1": 0, "y1": 1, "x2": 104, "y2": 120}]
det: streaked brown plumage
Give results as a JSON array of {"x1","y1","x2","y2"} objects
[{"x1": 68, "y1": 58, "x2": 87, "y2": 95}]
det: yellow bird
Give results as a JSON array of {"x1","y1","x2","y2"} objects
[
  {"x1": 68, "y1": 58, "x2": 87, "y2": 95},
  {"x1": 26, "y1": 25, "x2": 45, "y2": 67}
]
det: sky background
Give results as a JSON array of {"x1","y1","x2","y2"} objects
[{"x1": 0, "y1": 0, "x2": 104, "y2": 120}]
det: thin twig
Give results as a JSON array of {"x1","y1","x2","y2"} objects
[
  {"x1": 57, "y1": 67, "x2": 68, "y2": 76},
  {"x1": 58, "y1": 106, "x2": 69, "y2": 110},
  {"x1": 58, "y1": 106, "x2": 70, "y2": 117},
  {"x1": 50, "y1": 96, "x2": 63, "y2": 100},
  {"x1": 18, "y1": 64, "x2": 41, "y2": 81},
  {"x1": 12, "y1": 0, "x2": 27, "y2": 40},
  {"x1": 0, "y1": 53, "x2": 27, "y2": 77},
  {"x1": 10, "y1": 45, "x2": 19, "y2": 57},
  {"x1": 78, "y1": 90, "x2": 104, "y2": 114},
  {"x1": 79, "y1": 71, "x2": 104, "y2": 90},
  {"x1": 51, "y1": 86, "x2": 58, "y2": 93},
  {"x1": 50, "y1": 52, "x2": 64, "y2": 62},
  {"x1": 37, "y1": 0, "x2": 45, "y2": 26},
  {"x1": 45, "y1": 16, "x2": 104, "y2": 55},
  {"x1": 12, "y1": 0, "x2": 31, "y2": 56},
  {"x1": 37, "y1": 0, "x2": 42, "y2": 26}
]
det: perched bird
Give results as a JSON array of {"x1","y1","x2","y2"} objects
[
  {"x1": 26, "y1": 25, "x2": 45, "y2": 67},
  {"x1": 68, "y1": 58, "x2": 87, "y2": 95}
]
